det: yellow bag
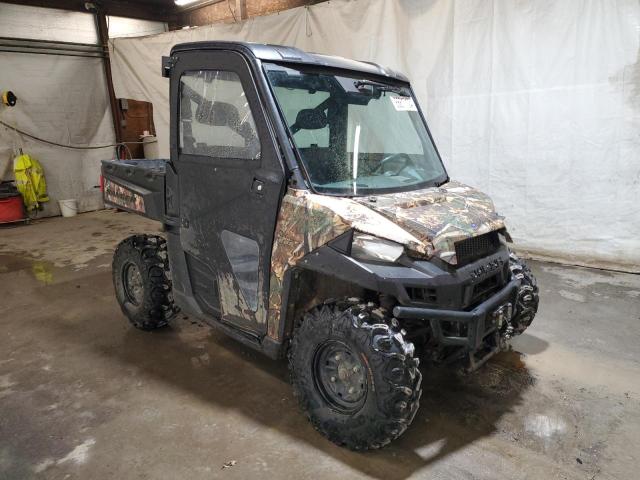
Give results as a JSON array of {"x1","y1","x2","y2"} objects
[{"x1": 13, "y1": 153, "x2": 49, "y2": 211}]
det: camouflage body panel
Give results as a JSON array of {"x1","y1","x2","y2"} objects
[
  {"x1": 267, "y1": 181, "x2": 506, "y2": 339},
  {"x1": 103, "y1": 178, "x2": 145, "y2": 213},
  {"x1": 267, "y1": 188, "x2": 425, "y2": 338},
  {"x1": 218, "y1": 271, "x2": 260, "y2": 325},
  {"x1": 354, "y1": 180, "x2": 506, "y2": 264}
]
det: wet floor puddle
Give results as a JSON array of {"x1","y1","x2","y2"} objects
[
  {"x1": 0, "y1": 254, "x2": 56, "y2": 284},
  {"x1": 0, "y1": 252, "x2": 112, "y2": 286}
]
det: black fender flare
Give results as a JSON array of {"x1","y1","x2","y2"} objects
[{"x1": 274, "y1": 245, "x2": 388, "y2": 346}]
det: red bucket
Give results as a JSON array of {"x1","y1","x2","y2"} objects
[{"x1": 0, "y1": 195, "x2": 25, "y2": 223}]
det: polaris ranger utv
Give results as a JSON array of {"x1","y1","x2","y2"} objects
[{"x1": 102, "y1": 41, "x2": 539, "y2": 450}]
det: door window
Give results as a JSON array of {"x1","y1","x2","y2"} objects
[
  {"x1": 179, "y1": 70, "x2": 260, "y2": 160},
  {"x1": 220, "y1": 230, "x2": 260, "y2": 311}
]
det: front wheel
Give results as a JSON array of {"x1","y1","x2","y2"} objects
[
  {"x1": 112, "y1": 235, "x2": 178, "y2": 330},
  {"x1": 509, "y1": 252, "x2": 539, "y2": 334},
  {"x1": 289, "y1": 301, "x2": 422, "y2": 450}
]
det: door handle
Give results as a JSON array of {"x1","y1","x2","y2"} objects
[{"x1": 251, "y1": 178, "x2": 265, "y2": 195}]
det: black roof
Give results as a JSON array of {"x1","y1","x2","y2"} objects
[{"x1": 171, "y1": 41, "x2": 409, "y2": 83}]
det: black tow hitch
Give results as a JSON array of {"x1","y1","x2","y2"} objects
[{"x1": 393, "y1": 279, "x2": 521, "y2": 371}]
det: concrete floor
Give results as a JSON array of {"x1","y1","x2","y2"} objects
[{"x1": 1, "y1": 210, "x2": 639, "y2": 480}]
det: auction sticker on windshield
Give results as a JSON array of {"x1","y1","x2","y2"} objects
[{"x1": 390, "y1": 96, "x2": 417, "y2": 111}]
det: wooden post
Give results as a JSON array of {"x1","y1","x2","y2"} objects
[
  {"x1": 94, "y1": 9, "x2": 123, "y2": 146},
  {"x1": 235, "y1": 0, "x2": 248, "y2": 20}
]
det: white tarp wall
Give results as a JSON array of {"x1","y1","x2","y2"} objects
[
  {"x1": 109, "y1": 0, "x2": 640, "y2": 271},
  {"x1": 0, "y1": 4, "x2": 114, "y2": 216},
  {"x1": 0, "y1": 4, "x2": 166, "y2": 217}
]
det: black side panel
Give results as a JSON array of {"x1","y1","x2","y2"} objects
[
  {"x1": 165, "y1": 228, "x2": 203, "y2": 317},
  {"x1": 185, "y1": 253, "x2": 221, "y2": 314}
]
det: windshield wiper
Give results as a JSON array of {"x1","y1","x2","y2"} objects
[{"x1": 353, "y1": 80, "x2": 409, "y2": 96}]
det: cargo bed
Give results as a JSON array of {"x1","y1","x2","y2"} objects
[{"x1": 101, "y1": 159, "x2": 167, "y2": 221}]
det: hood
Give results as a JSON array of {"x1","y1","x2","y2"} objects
[
  {"x1": 352, "y1": 180, "x2": 506, "y2": 264},
  {"x1": 270, "y1": 181, "x2": 506, "y2": 277}
]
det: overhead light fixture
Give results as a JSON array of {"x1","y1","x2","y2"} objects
[{"x1": 174, "y1": 0, "x2": 201, "y2": 5}]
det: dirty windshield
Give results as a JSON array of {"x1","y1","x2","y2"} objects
[{"x1": 264, "y1": 63, "x2": 447, "y2": 195}]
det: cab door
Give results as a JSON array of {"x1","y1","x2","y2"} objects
[{"x1": 169, "y1": 49, "x2": 285, "y2": 336}]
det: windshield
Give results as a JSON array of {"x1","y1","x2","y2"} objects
[{"x1": 264, "y1": 63, "x2": 447, "y2": 196}]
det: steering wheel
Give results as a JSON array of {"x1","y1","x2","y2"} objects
[{"x1": 373, "y1": 153, "x2": 414, "y2": 176}]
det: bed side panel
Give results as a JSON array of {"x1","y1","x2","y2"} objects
[{"x1": 101, "y1": 160, "x2": 166, "y2": 221}]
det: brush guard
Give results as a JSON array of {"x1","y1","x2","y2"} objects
[{"x1": 393, "y1": 278, "x2": 520, "y2": 372}]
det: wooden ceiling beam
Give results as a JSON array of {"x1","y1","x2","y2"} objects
[{"x1": 0, "y1": 0, "x2": 178, "y2": 23}]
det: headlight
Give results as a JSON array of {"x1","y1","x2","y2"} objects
[{"x1": 351, "y1": 233, "x2": 404, "y2": 263}]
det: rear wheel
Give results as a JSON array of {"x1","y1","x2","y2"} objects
[
  {"x1": 112, "y1": 235, "x2": 178, "y2": 330},
  {"x1": 289, "y1": 300, "x2": 422, "y2": 450}
]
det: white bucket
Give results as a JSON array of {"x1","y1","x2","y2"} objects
[
  {"x1": 58, "y1": 199, "x2": 78, "y2": 218},
  {"x1": 142, "y1": 135, "x2": 160, "y2": 159}
]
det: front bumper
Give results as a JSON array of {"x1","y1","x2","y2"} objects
[
  {"x1": 392, "y1": 278, "x2": 520, "y2": 350},
  {"x1": 299, "y1": 243, "x2": 518, "y2": 368}
]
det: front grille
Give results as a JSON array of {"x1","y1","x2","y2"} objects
[
  {"x1": 471, "y1": 273, "x2": 500, "y2": 306},
  {"x1": 406, "y1": 286, "x2": 437, "y2": 304},
  {"x1": 455, "y1": 231, "x2": 500, "y2": 266}
]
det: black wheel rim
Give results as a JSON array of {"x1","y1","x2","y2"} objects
[
  {"x1": 313, "y1": 341, "x2": 367, "y2": 414},
  {"x1": 122, "y1": 262, "x2": 144, "y2": 306}
]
